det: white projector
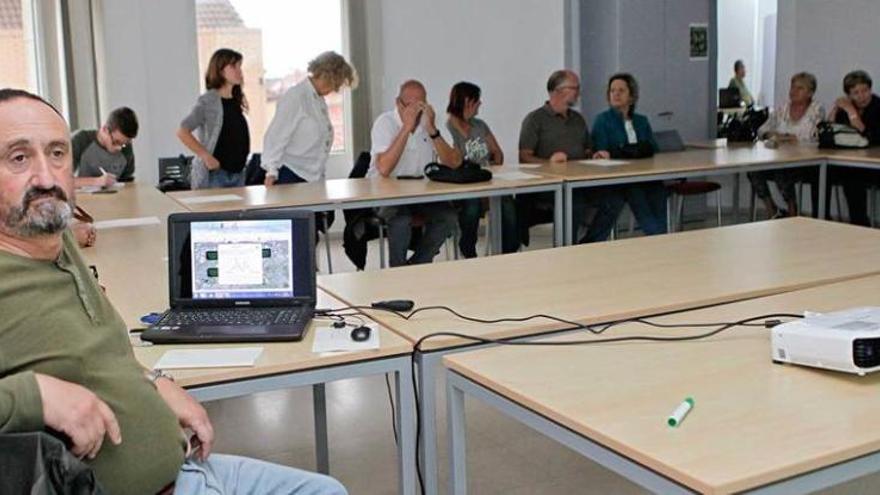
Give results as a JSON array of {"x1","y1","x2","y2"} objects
[{"x1": 771, "y1": 307, "x2": 880, "y2": 376}]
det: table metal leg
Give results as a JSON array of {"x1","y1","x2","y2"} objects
[
  {"x1": 417, "y1": 352, "x2": 441, "y2": 494},
  {"x1": 818, "y1": 162, "x2": 828, "y2": 219},
  {"x1": 732, "y1": 172, "x2": 741, "y2": 224},
  {"x1": 563, "y1": 184, "x2": 573, "y2": 246},
  {"x1": 322, "y1": 213, "x2": 333, "y2": 274},
  {"x1": 447, "y1": 371, "x2": 468, "y2": 495},
  {"x1": 488, "y1": 196, "x2": 503, "y2": 255},
  {"x1": 313, "y1": 383, "x2": 329, "y2": 474},
  {"x1": 396, "y1": 367, "x2": 417, "y2": 495}
]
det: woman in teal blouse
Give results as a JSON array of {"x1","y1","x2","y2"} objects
[{"x1": 591, "y1": 73, "x2": 667, "y2": 236}]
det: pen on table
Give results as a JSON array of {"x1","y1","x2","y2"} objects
[{"x1": 667, "y1": 397, "x2": 694, "y2": 427}]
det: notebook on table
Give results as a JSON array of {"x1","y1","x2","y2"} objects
[{"x1": 141, "y1": 209, "x2": 316, "y2": 344}]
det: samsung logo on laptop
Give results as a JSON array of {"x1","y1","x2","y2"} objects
[{"x1": 234, "y1": 301, "x2": 251, "y2": 306}]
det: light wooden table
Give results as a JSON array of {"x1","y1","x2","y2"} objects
[
  {"x1": 444, "y1": 274, "x2": 880, "y2": 494},
  {"x1": 318, "y1": 217, "x2": 880, "y2": 494},
  {"x1": 526, "y1": 143, "x2": 830, "y2": 243},
  {"x1": 76, "y1": 184, "x2": 185, "y2": 328},
  {"x1": 167, "y1": 171, "x2": 566, "y2": 253}
]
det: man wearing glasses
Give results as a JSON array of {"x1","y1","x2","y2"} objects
[
  {"x1": 518, "y1": 69, "x2": 623, "y2": 244},
  {"x1": 72, "y1": 106, "x2": 139, "y2": 188}
]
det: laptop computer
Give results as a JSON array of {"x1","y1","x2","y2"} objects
[{"x1": 141, "y1": 209, "x2": 316, "y2": 344}]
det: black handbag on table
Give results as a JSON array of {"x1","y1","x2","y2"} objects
[{"x1": 424, "y1": 160, "x2": 492, "y2": 183}]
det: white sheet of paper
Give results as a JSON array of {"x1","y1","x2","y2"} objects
[
  {"x1": 580, "y1": 159, "x2": 629, "y2": 167},
  {"x1": 493, "y1": 171, "x2": 540, "y2": 181},
  {"x1": 154, "y1": 347, "x2": 263, "y2": 369},
  {"x1": 312, "y1": 325, "x2": 380, "y2": 353},
  {"x1": 178, "y1": 194, "x2": 243, "y2": 204},
  {"x1": 93, "y1": 216, "x2": 160, "y2": 230}
]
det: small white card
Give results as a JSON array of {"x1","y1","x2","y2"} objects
[
  {"x1": 93, "y1": 216, "x2": 160, "y2": 230},
  {"x1": 312, "y1": 325, "x2": 380, "y2": 353},
  {"x1": 493, "y1": 171, "x2": 540, "y2": 181},
  {"x1": 154, "y1": 347, "x2": 263, "y2": 369},
  {"x1": 178, "y1": 194, "x2": 243, "y2": 204},
  {"x1": 580, "y1": 159, "x2": 629, "y2": 167}
]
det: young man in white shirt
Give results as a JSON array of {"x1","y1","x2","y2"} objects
[{"x1": 369, "y1": 80, "x2": 461, "y2": 266}]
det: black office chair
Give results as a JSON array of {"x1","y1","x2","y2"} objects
[
  {"x1": 0, "y1": 432, "x2": 104, "y2": 494},
  {"x1": 157, "y1": 155, "x2": 192, "y2": 192},
  {"x1": 343, "y1": 152, "x2": 385, "y2": 269}
]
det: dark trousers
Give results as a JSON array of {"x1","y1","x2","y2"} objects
[
  {"x1": 456, "y1": 197, "x2": 520, "y2": 257},
  {"x1": 829, "y1": 167, "x2": 880, "y2": 226},
  {"x1": 277, "y1": 166, "x2": 335, "y2": 233}
]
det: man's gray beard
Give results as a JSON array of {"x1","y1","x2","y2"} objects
[{"x1": 4, "y1": 199, "x2": 72, "y2": 236}]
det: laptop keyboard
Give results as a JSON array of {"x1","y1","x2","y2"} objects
[{"x1": 156, "y1": 307, "x2": 305, "y2": 327}]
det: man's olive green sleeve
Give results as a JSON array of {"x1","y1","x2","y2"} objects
[{"x1": 0, "y1": 368, "x2": 44, "y2": 433}]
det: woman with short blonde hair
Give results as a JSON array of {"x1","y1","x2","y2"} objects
[{"x1": 261, "y1": 51, "x2": 358, "y2": 187}]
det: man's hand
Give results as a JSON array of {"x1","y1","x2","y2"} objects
[
  {"x1": 264, "y1": 174, "x2": 277, "y2": 187},
  {"x1": 592, "y1": 150, "x2": 611, "y2": 159},
  {"x1": 71, "y1": 221, "x2": 97, "y2": 248},
  {"x1": 549, "y1": 151, "x2": 568, "y2": 163},
  {"x1": 201, "y1": 153, "x2": 221, "y2": 171},
  {"x1": 155, "y1": 378, "x2": 214, "y2": 461},
  {"x1": 98, "y1": 171, "x2": 117, "y2": 188},
  {"x1": 401, "y1": 102, "x2": 423, "y2": 133},
  {"x1": 34, "y1": 374, "x2": 122, "y2": 459}
]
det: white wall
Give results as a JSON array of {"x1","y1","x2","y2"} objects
[
  {"x1": 365, "y1": 0, "x2": 567, "y2": 163},
  {"x1": 776, "y1": 0, "x2": 880, "y2": 111},
  {"x1": 94, "y1": 0, "x2": 200, "y2": 186}
]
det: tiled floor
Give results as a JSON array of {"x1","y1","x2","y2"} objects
[{"x1": 203, "y1": 216, "x2": 878, "y2": 494}]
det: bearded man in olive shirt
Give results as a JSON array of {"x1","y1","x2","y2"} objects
[{"x1": 0, "y1": 89, "x2": 346, "y2": 495}]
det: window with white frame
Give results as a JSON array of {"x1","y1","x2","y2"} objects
[{"x1": 194, "y1": 0, "x2": 349, "y2": 156}]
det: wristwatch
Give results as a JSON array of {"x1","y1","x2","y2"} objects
[
  {"x1": 145, "y1": 368, "x2": 175, "y2": 387},
  {"x1": 428, "y1": 129, "x2": 441, "y2": 140}
]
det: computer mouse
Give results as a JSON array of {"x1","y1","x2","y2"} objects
[{"x1": 350, "y1": 326, "x2": 371, "y2": 342}]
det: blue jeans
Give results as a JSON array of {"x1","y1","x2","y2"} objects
[
  {"x1": 208, "y1": 169, "x2": 245, "y2": 188},
  {"x1": 174, "y1": 454, "x2": 347, "y2": 495}
]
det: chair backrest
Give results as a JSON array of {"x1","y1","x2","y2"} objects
[
  {"x1": 245, "y1": 152, "x2": 264, "y2": 185},
  {"x1": 719, "y1": 87, "x2": 741, "y2": 109},
  {"x1": 349, "y1": 151, "x2": 372, "y2": 179},
  {"x1": 654, "y1": 130, "x2": 685, "y2": 153},
  {"x1": 157, "y1": 155, "x2": 192, "y2": 191}
]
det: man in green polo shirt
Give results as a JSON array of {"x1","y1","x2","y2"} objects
[{"x1": 0, "y1": 89, "x2": 346, "y2": 494}]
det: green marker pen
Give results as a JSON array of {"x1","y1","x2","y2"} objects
[{"x1": 667, "y1": 397, "x2": 694, "y2": 427}]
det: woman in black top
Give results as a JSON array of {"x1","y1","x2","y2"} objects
[
  {"x1": 177, "y1": 48, "x2": 251, "y2": 188},
  {"x1": 829, "y1": 70, "x2": 880, "y2": 225}
]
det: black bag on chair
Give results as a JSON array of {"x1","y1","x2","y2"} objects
[
  {"x1": 726, "y1": 107, "x2": 769, "y2": 142},
  {"x1": 424, "y1": 160, "x2": 492, "y2": 183}
]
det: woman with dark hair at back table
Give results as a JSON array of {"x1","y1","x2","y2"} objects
[
  {"x1": 446, "y1": 81, "x2": 519, "y2": 256},
  {"x1": 748, "y1": 72, "x2": 825, "y2": 219},
  {"x1": 177, "y1": 48, "x2": 250, "y2": 189},
  {"x1": 591, "y1": 73, "x2": 667, "y2": 236},
  {"x1": 828, "y1": 70, "x2": 880, "y2": 226}
]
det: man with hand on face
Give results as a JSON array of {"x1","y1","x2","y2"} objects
[
  {"x1": 369, "y1": 79, "x2": 460, "y2": 267},
  {"x1": 0, "y1": 89, "x2": 346, "y2": 495},
  {"x1": 518, "y1": 69, "x2": 623, "y2": 244}
]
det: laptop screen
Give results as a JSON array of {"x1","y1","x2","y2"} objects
[
  {"x1": 168, "y1": 210, "x2": 316, "y2": 307},
  {"x1": 190, "y1": 219, "x2": 294, "y2": 300}
]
